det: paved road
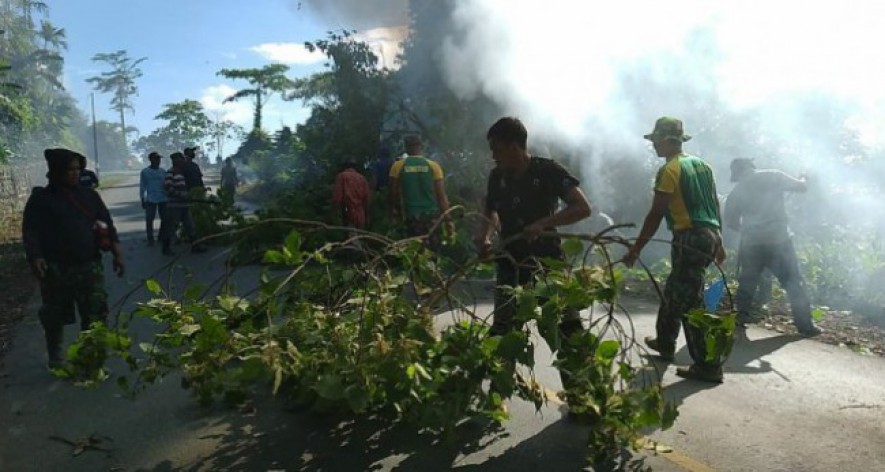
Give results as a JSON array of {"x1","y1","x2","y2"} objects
[{"x1": 1, "y1": 176, "x2": 883, "y2": 471}]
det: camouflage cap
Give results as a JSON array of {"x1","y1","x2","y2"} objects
[{"x1": 643, "y1": 116, "x2": 692, "y2": 142}]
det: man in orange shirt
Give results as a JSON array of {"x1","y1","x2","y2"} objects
[{"x1": 332, "y1": 162, "x2": 371, "y2": 229}]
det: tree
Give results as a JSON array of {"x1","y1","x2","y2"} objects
[
  {"x1": 217, "y1": 64, "x2": 292, "y2": 131},
  {"x1": 207, "y1": 117, "x2": 244, "y2": 162},
  {"x1": 155, "y1": 99, "x2": 211, "y2": 148},
  {"x1": 38, "y1": 20, "x2": 66, "y2": 52},
  {"x1": 86, "y1": 50, "x2": 147, "y2": 147},
  {"x1": 288, "y1": 31, "x2": 392, "y2": 174}
]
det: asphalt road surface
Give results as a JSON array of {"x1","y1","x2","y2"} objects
[{"x1": 1, "y1": 175, "x2": 883, "y2": 471}]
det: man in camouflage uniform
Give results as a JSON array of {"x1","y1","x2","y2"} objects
[
  {"x1": 623, "y1": 117, "x2": 727, "y2": 383},
  {"x1": 22, "y1": 149, "x2": 125, "y2": 369}
]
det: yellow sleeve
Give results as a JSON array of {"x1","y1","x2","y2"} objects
[
  {"x1": 429, "y1": 160, "x2": 443, "y2": 180},
  {"x1": 654, "y1": 161, "x2": 679, "y2": 194},
  {"x1": 389, "y1": 159, "x2": 404, "y2": 179}
]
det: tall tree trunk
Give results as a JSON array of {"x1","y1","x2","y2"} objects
[
  {"x1": 119, "y1": 107, "x2": 127, "y2": 150},
  {"x1": 254, "y1": 89, "x2": 262, "y2": 131}
]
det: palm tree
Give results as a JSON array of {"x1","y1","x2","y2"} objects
[
  {"x1": 86, "y1": 50, "x2": 147, "y2": 147},
  {"x1": 38, "y1": 20, "x2": 66, "y2": 51},
  {"x1": 217, "y1": 64, "x2": 292, "y2": 131}
]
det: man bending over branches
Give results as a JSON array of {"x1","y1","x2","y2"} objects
[{"x1": 475, "y1": 116, "x2": 592, "y2": 388}]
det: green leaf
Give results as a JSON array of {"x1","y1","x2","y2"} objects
[
  {"x1": 139, "y1": 342, "x2": 158, "y2": 354},
  {"x1": 183, "y1": 283, "x2": 207, "y2": 301},
  {"x1": 179, "y1": 323, "x2": 201, "y2": 337},
  {"x1": 812, "y1": 307, "x2": 826, "y2": 322},
  {"x1": 284, "y1": 230, "x2": 303, "y2": 264},
  {"x1": 345, "y1": 385, "x2": 370, "y2": 412},
  {"x1": 595, "y1": 339, "x2": 620, "y2": 361},
  {"x1": 263, "y1": 250, "x2": 285, "y2": 264},
  {"x1": 315, "y1": 375, "x2": 345, "y2": 400},
  {"x1": 562, "y1": 238, "x2": 584, "y2": 259},
  {"x1": 496, "y1": 331, "x2": 532, "y2": 365},
  {"x1": 146, "y1": 278, "x2": 162, "y2": 294}
]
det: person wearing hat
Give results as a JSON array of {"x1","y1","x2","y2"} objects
[
  {"x1": 623, "y1": 117, "x2": 726, "y2": 383},
  {"x1": 140, "y1": 152, "x2": 168, "y2": 246},
  {"x1": 724, "y1": 158, "x2": 821, "y2": 336},
  {"x1": 22, "y1": 148, "x2": 125, "y2": 369}
]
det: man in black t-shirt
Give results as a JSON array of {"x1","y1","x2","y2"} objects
[{"x1": 476, "y1": 117, "x2": 592, "y2": 385}]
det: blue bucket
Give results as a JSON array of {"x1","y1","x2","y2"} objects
[{"x1": 704, "y1": 277, "x2": 726, "y2": 312}]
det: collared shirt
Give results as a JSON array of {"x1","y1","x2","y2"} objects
[
  {"x1": 654, "y1": 153, "x2": 721, "y2": 231},
  {"x1": 140, "y1": 166, "x2": 168, "y2": 203}
]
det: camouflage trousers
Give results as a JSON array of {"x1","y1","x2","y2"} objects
[
  {"x1": 38, "y1": 259, "x2": 109, "y2": 361},
  {"x1": 656, "y1": 227, "x2": 721, "y2": 370},
  {"x1": 405, "y1": 213, "x2": 443, "y2": 252}
]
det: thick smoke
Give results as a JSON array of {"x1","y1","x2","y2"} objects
[
  {"x1": 437, "y1": 1, "x2": 885, "y2": 235},
  {"x1": 298, "y1": 0, "x2": 409, "y2": 29}
]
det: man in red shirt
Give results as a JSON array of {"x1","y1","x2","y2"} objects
[{"x1": 332, "y1": 162, "x2": 371, "y2": 229}]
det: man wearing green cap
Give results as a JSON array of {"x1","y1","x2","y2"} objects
[{"x1": 623, "y1": 117, "x2": 726, "y2": 383}]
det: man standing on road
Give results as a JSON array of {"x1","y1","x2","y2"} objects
[
  {"x1": 160, "y1": 152, "x2": 205, "y2": 255},
  {"x1": 22, "y1": 148, "x2": 125, "y2": 369},
  {"x1": 219, "y1": 157, "x2": 239, "y2": 204},
  {"x1": 623, "y1": 117, "x2": 726, "y2": 383},
  {"x1": 725, "y1": 158, "x2": 821, "y2": 336},
  {"x1": 333, "y1": 162, "x2": 371, "y2": 230},
  {"x1": 388, "y1": 135, "x2": 453, "y2": 249},
  {"x1": 181, "y1": 146, "x2": 206, "y2": 247},
  {"x1": 475, "y1": 116, "x2": 592, "y2": 387},
  {"x1": 78, "y1": 154, "x2": 99, "y2": 189},
  {"x1": 140, "y1": 152, "x2": 167, "y2": 246}
]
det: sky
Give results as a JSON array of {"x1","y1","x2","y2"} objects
[{"x1": 50, "y1": 0, "x2": 405, "y2": 155}]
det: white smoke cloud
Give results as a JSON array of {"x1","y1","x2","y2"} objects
[
  {"x1": 250, "y1": 42, "x2": 325, "y2": 65},
  {"x1": 441, "y1": 0, "x2": 885, "y2": 155},
  {"x1": 298, "y1": 0, "x2": 408, "y2": 29}
]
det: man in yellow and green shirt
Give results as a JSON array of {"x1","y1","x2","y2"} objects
[
  {"x1": 388, "y1": 135, "x2": 453, "y2": 249},
  {"x1": 623, "y1": 117, "x2": 726, "y2": 383}
]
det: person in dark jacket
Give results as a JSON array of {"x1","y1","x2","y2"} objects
[
  {"x1": 22, "y1": 148, "x2": 125, "y2": 369},
  {"x1": 77, "y1": 154, "x2": 99, "y2": 189}
]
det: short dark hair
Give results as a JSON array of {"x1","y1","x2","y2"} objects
[
  {"x1": 487, "y1": 117, "x2": 528, "y2": 149},
  {"x1": 148, "y1": 152, "x2": 161, "y2": 160},
  {"x1": 404, "y1": 135, "x2": 422, "y2": 153},
  {"x1": 184, "y1": 147, "x2": 196, "y2": 158},
  {"x1": 170, "y1": 152, "x2": 185, "y2": 161}
]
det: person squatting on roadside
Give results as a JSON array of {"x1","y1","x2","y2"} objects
[
  {"x1": 140, "y1": 152, "x2": 168, "y2": 246},
  {"x1": 623, "y1": 117, "x2": 727, "y2": 383},
  {"x1": 22, "y1": 148, "x2": 125, "y2": 369},
  {"x1": 388, "y1": 135, "x2": 453, "y2": 249},
  {"x1": 476, "y1": 117, "x2": 592, "y2": 388},
  {"x1": 724, "y1": 158, "x2": 822, "y2": 336},
  {"x1": 332, "y1": 162, "x2": 371, "y2": 230},
  {"x1": 159, "y1": 152, "x2": 206, "y2": 255}
]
